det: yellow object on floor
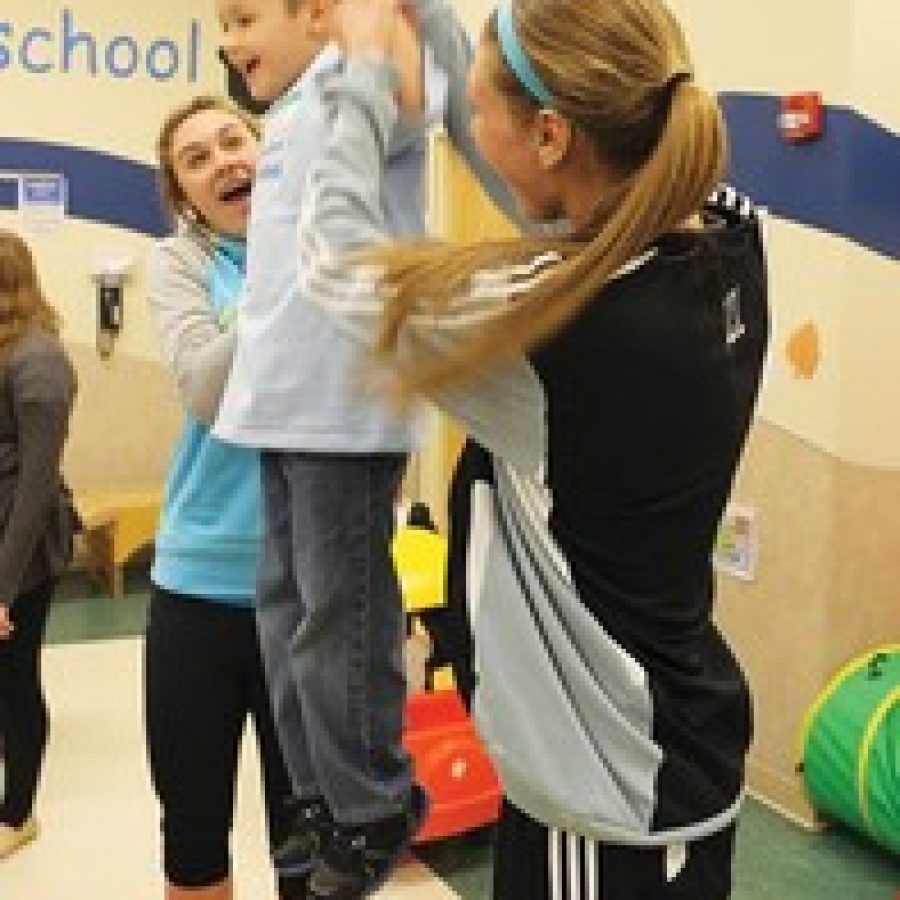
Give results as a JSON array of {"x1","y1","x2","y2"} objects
[
  {"x1": 76, "y1": 488, "x2": 161, "y2": 598},
  {"x1": 392, "y1": 526, "x2": 448, "y2": 613},
  {"x1": 0, "y1": 816, "x2": 38, "y2": 860}
]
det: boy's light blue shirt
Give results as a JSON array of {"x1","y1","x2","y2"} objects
[
  {"x1": 152, "y1": 238, "x2": 262, "y2": 604},
  {"x1": 215, "y1": 0, "x2": 523, "y2": 452},
  {"x1": 214, "y1": 44, "x2": 442, "y2": 451}
]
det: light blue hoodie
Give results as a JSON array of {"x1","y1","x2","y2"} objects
[
  {"x1": 213, "y1": 0, "x2": 518, "y2": 451},
  {"x1": 152, "y1": 238, "x2": 261, "y2": 605}
]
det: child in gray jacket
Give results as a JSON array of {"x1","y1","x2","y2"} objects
[{"x1": 212, "y1": 1, "x2": 516, "y2": 897}]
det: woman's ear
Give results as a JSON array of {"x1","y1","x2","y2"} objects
[{"x1": 535, "y1": 109, "x2": 574, "y2": 170}]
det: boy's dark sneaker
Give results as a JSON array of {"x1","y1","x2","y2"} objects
[
  {"x1": 277, "y1": 871, "x2": 311, "y2": 900},
  {"x1": 307, "y1": 784, "x2": 429, "y2": 899},
  {"x1": 275, "y1": 795, "x2": 334, "y2": 878}
]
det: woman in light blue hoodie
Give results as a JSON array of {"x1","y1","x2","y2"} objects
[{"x1": 147, "y1": 96, "x2": 307, "y2": 900}]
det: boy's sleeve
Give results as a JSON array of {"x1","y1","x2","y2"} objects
[
  {"x1": 148, "y1": 235, "x2": 237, "y2": 425},
  {"x1": 302, "y1": 61, "x2": 399, "y2": 256},
  {"x1": 413, "y1": 0, "x2": 522, "y2": 227}
]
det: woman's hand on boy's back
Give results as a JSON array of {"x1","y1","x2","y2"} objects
[{"x1": 335, "y1": 0, "x2": 423, "y2": 118}]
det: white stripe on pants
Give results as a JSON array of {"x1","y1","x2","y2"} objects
[{"x1": 549, "y1": 829, "x2": 601, "y2": 900}]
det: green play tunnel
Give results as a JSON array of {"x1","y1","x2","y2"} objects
[{"x1": 799, "y1": 646, "x2": 900, "y2": 856}]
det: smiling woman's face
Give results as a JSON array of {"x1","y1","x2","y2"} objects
[{"x1": 170, "y1": 108, "x2": 259, "y2": 238}]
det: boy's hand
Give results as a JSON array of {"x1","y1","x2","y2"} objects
[
  {"x1": 336, "y1": 0, "x2": 402, "y2": 64},
  {"x1": 336, "y1": 0, "x2": 423, "y2": 118}
]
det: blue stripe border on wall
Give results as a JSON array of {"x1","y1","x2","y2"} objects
[
  {"x1": 720, "y1": 93, "x2": 899, "y2": 260},
  {"x1": 0, "y1": 140, "x2": 167, "y2": 237},
  {"x1": 0, "y1": 97, "x2": 897, "y2": 257}
]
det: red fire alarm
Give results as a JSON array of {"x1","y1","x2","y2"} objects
[{"x1": 779, "y1": 92, "x2": 824, "y2": 142}]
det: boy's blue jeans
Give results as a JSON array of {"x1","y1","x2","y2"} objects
[{"x1": 256, "y1": 450, "x2": 412, "y2": 825}]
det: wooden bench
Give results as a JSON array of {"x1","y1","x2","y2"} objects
[{"x1": 76, "y1": 488, "x2": 162, "y2": 599}]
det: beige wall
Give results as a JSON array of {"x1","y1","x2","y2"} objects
[
  {"x1": 718, "y1": 425, "x2": 900, "y2": 820},
  {"x1": 62, "y1": 344, "x2": 182, "y2": 491},
  {"x1": 1, "y1": 0, "x2": 225, "y2": 491}
]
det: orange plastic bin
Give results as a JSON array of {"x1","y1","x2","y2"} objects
[
  {"x1": 393, "y1": 518, "x2": 501, "y2": 843},
  {"x1": 404, "y1": 687, "x2": 501, "y2": 844}
]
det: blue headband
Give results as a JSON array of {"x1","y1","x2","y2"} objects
[{"x1": 495, "y1": 1, "x2": 555, "y2": 107}]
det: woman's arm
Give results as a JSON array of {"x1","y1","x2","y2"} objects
[
  {"x1": 148, "y1": 233, "x2": 236, "y2": 425},
  {"x1": 414, "y1": 0, "x2": 522, "y2": 227},
  {"x1": 300, "y1": 46, "x2": 545, "y2": 473},
  {"x1": 0, "y1": 341, "x2": 75, "y2": 607}
]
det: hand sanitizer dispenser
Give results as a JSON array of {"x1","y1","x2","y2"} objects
[{"x1": 91, "y1": 255, "x2": 133, "y2": 358}]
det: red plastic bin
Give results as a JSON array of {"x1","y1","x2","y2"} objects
[{"x1": 403, "y1": 688, "x2": 501, "y2": 843}]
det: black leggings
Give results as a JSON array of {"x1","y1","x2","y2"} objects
[
  {"x1": 0, "y1": 579, "x2": 55, "y2": 827},
  {"x1": 144, "y1": 586, "x2": 297, "y2": 891}
]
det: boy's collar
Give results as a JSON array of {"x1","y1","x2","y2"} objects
[
  {"x1": 268, "y1": 42, "x2": 342, "y2": 115},
  {"x1": 214, "y1": 235, "x2": 247, "y2": 267}
]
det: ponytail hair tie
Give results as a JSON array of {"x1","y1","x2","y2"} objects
[
  {"x1": 658, "y1": 69, "x2": 693, "y2": 115},
  {"x1": 668, "y1": 70, "x2": 693, "y2": 89}
]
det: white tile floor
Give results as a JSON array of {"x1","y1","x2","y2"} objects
[{"x1": 1, "y1": 638, "x2": 459, "y2": 900}]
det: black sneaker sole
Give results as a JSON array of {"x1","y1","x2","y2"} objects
[
  {"x1": 276, "y1": 797, "x2": 334, "y2": 878},
  {"x1": 310, "y1": 785, "x2": 430, "y2": 899}
]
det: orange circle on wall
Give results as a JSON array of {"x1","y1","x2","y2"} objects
[{"x1": 786, "y1": 321, "x2": 821, "y2": 379}]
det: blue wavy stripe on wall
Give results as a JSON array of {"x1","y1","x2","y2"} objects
[
  {"x1": 0, "y1": 139, "x2": 167, "y2": 237},
  {"x1": 720, "y1": 93, "x2": 899, "y2": 260},
  {"x1": 1, "y1": 102, "x2": 898, "y2": 257}
]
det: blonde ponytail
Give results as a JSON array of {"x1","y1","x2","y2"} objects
[{"x1": 369, "y1": 0, "x2": 726, "y2": 398}]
